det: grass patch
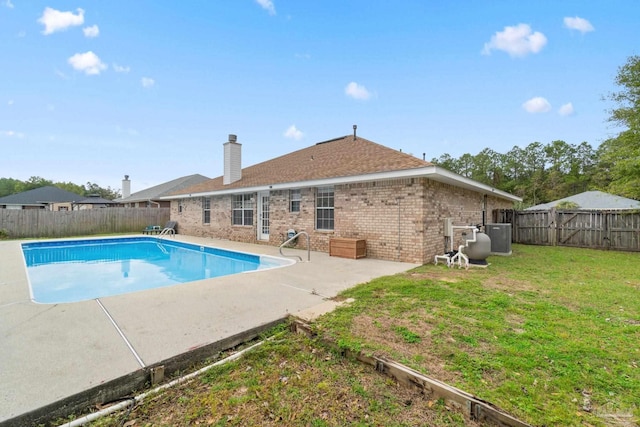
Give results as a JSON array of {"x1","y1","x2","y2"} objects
[
  {"x1": 84, "y1": 244, "x2": 639, "y2": 426},
  {"x1": 394, "y1": 326, "x2": 421, "y2": 343},
  {"x1": 87, "y1": 332, "x2": 473, "y2": 427},
  {"x1": 317, "y1": 245, "x2": 640, "y2": 426}
]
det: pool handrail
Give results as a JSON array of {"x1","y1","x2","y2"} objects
[{"x1": 279, "y1": 231, "x2": 310, "y2": 262}]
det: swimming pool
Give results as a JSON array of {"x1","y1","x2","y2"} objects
[{"x1": 22, "y1": 237, "x2": 294, "y2": 304}]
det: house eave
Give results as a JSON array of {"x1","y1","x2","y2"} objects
[{"x1": 162, "y1": 166, "x2": 522, "y2": 203}]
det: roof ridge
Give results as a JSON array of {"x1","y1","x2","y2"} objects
[{"x1": 315, "y1": 135, "x2": 350, "y2": 145}]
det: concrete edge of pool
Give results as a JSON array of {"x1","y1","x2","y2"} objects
[{"x1": 0, "y1": 234, "x2": 419, "y2": 424}]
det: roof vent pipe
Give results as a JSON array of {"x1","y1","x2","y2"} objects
[{"x1": 353, "y1": 124, "x2": 357, "y2": 140}]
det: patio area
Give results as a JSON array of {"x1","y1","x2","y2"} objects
[{"x1": 0, "y1": 235, "x2": 418, "y2": 423}]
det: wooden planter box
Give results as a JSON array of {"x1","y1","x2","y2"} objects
[{"x1": 329, "y1": 238, "x2": 366, "y2": 259}]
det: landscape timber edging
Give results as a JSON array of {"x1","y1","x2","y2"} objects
[{"x1": 290, "y1": 316, "x2": 532, "y2": 427}]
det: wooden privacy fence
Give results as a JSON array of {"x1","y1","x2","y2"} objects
[
  {"x1": 493, "y1": 208, "x2": 640, "y2": 252},
  {"x1": 0, "y1": 208, "x2": 170, "y2": 239}
]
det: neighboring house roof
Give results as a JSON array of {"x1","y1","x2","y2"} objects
[
  {"x1": 0, "y1": 186, "x2": 82, "y2": 206},
  {"x1": 525, "y1": 190, "x2": 640, "y2": 210},
  {"x1": 116, "y1": 174, "x2": 210, "y2": 204},
  {"x1": 75, "y1": 196, "x2": 114, "y2": 205},
  {"x1": 166, "y1": 135, "x2": 521, "y2": 202}
]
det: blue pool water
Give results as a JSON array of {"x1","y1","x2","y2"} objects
[{"x1": 22, "y1": 237, "x2": 293, "y2": 304}]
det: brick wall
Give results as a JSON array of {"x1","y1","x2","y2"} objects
[{"x1": 170, "y1": 179, "x2": 514, "y2": 264}]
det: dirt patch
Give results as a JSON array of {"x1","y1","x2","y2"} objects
[
  {"x1": 505, "y1": 313, "x2": 526, "y2": 334},
  {"x1": 350, "y1": 312, "x2": 459, "y2": 385}
]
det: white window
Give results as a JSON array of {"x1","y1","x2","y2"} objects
[
  {"x1": 290, "y1": 189, "x2": 301, "y2": 212},
  {"x1": 315, "y1": 187, "x2": 334, "y2": 230},
  {"x1": 232, "y1": 194, "x2": 254, "y2": 226},
  {"x1": 202, "y1": 197, "x2": 211, "y2": 224}
]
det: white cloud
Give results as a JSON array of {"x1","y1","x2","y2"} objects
[
  {"x1": 1, "y1": 130, "x2": 25, "y2": 138},
  {"x1": 83, "y1": 25, "x2": 99, "y2": 38},
  {"x1": 141, "y1": 77, "x2": 155, "y2": 88},
  {"x1": 563, "y1": 16, "x2": 594, "y2": 34},
  {"x1": 559, "y1": 102, "x2": 574, "y2": 116},
  {"x1": 284, "y1": 125, "x2": 303, "y2": 140},
  {"x1": 116, "y1": 125, "x2": 139, "y2": 136},
  {"x1": 7, "y1": 99, "x2": 13, "y2": 106},
  {"x1": 345, "y1": 82, "x2": 372, "y2": 100},
  {"x1": 113, "y1": 63, "x2": 131, "y2": 73},
  {"x1": 4, "y1": 0, "x2": 14, "y2": 9},
  {"x1": 256, "y1": 0, "x2": 276, "y2": 15},
  {"x1": 482, "y1": 23, "x2": 547, "y2": 57},
  {"x1": 68, "y1": 51, "x2": 107, "y2": 75},
  {"x1": 38, "y1": 7, "x2": 84, "y2": 35},
  {"x1": 522, "y1": 97, "x2": 551, "y2": 113},
  {"x1": 295, "y1": 53, "x2": 311, "y2": 60},
  {"x1": 17, "y1": 30, "x2": 26, "y2": 38}
]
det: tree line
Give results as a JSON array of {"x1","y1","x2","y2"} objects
[
  {"x1": 431, "y1": 55, "x2": 640, "y2": 207},
  {"x1": 2, "y1": 56, "x2": 638, "y2": 208},
  {"x1": 0, "y1": 176, "x2": 120, "y2": 200},
  {"x1": 431, "y1": 140, "x2": 599, "y2": 207}
]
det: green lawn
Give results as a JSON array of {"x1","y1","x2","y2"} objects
[
  {"x1": 318, "y1": 244, "x2": 640, "y2": 426},
  {"x1": 85, "y1": 244, "x2": 639, "y2": 426}
]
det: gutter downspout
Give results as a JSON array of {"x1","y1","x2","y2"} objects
[{"x1": 397, "y1": 197, "x2": 401, "y2": 261}]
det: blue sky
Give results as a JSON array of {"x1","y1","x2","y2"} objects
[{"x1": 1, "y1": 1, "x2": 638, "y2": 193}]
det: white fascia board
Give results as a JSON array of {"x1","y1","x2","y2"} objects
[
  {"x1": 428, "y1": 167, "x2": 523, "y2": 202},
  {"x1": 162, "y1": 166, "x2": 521, "y2": 202}
]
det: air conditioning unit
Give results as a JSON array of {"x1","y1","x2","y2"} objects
[{"x1": 485, "y1": 223, "x2": 512, "y2": 255}]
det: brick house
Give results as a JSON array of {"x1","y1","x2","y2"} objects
[{"x1": 163, "y1": 134, "x2": 521, "y2": 264}]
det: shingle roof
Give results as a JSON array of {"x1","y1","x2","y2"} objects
[
  {"x1": 177, "y1": 136, "x2": 432, "y2": 195},
  {"x1": 76, "y1": 196, "x2": 114, "y2": 204},
  {"x1": 525, "y1": 190, "x2": 640, "y2": 210},
  {"x1": 117, "y1": 174, "x2": 210, "y2": 203},
  {"x1": 0, "y1": 186, "x2": 82, "y2": 205}
]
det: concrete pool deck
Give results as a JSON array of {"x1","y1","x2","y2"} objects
[{"x1": 0, "y1": 235, "x2": 419, "y2": 423}]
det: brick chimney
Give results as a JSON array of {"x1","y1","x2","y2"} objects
[
  {"x1": 122, "y1": 175, "x2": 131, "y2": 198},
  {"x1": 223, "y1": 134, "x2": 242, "y2": 185}
]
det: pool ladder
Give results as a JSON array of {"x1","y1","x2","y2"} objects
[
  {"x1": 157, "y1": 227, "x2": 175, "y2": 240},
  {"x1": 279, "y1": 231, "x2": 310, "y2": 262}
]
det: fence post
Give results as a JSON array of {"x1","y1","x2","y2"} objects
[{"x1": 549, "y1": 208, "x2": 557, "y2": 246}]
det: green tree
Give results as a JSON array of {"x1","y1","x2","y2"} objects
[
  {"x1": 608, "y1": 55, "x2": 640, "y2": 131},
  {"x1": 502, "y1": 146, "x2": 527, "y2": 197},
  {"x1": 0, "y1": 178, "x2": 23, "y2": 197},
  {"x1": 457, "y1": 153, "x2": 474, "y2": 178},
  {"x1": 84, "y1": 182, "x2": 120, "y2": 200},
  {"x1": 598, "y1": 55, "x2": 640, "y2": 199},
  {"x1": 598, "y1": 131, "x2": 640, "y2": 198},
  {"x1": 471, "y1": 148, "x2": 503, "y2": 186},
  {"x1": 544, "y1": 140, "x2": 575, "y2": 174},
  {"x1": 431, "y1": 153, "x2": 460, "y2": 173},
  {"x1": 17, "y1": 176, "x2": 54, "y2": 192},
  {"x1": 55, "y1": 181, "x2": 86, "y2": 196}
]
